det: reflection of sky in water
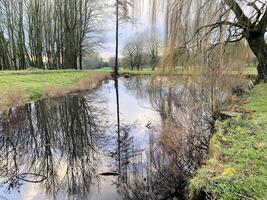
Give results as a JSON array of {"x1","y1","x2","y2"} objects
[
  {"x1": 97, "y1": 78, "x2": 159, "y2": 126},
  {"x1": 4, "y1": 179, "x2": 119, "y2": 200},
  {"x1": 0, "y1": 77, "x2": 161, "y2": 200},
  {"x1": 93, "y1": 78, "x2": 160, "y2": 149}
]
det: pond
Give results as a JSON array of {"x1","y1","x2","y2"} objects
[{"x1": 0, "y1": 77, "x2": 212, "y2": 200}]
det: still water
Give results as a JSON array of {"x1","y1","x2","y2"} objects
[{"x1": 0, "y1": 77, "x2": 211, "y2": 200}]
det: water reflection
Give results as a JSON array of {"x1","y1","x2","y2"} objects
[
  {"x1": 0, "y1": 77, "x2": 213, "y2": 200},
  {"x1": 0, "y1": 95, "x2": 106, "y2": 199},
  {"x1": 118, "y1": 77, "x2": 213, "y2": 200}
]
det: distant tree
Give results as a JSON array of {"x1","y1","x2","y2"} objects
[
  {"x1": 108, "y1": 57, "x2": 116, "y2": 68},
  {"x1": 123, "y1": 41, "x2": 136, "y2": 70},
  {"x1": 133, "y1": 34, "x2": 145, "y2": 70},
  {"x1": 145, "y1": 32, "x2": 161, "y2": 70},
  {"x1": 82, "y1": 52, "x2": 105, "y2": 69},
  {"x1": 123, "y1": 34, "x2": 145, "y2": 71}
]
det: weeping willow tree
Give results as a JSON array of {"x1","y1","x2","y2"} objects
[{"x1": 137, "y1": 0, "x2": 267, "y2": 82}]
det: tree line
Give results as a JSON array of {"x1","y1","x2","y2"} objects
[
  {"x1": 122, "y1": 32, "x2": 161, "y2": 71},
  {"x1": 0, "y1": 0, "x2": 102, "y2": 70}
]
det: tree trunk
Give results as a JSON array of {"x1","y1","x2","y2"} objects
[
  {"x1": 223, "y1": 0, "x2": 267, "y2": 81},
  {"x1": 114, "y1": 0, "x2": 119, "y2": 77},
  {"x1": 79, "y1": 51, "x2": 83, "y2": 70},
  {"x1": 245, "y1": 31, "x2": 267, "y2": 82},
  {"x1": 130, "y1": 57, "x2": 134, "y2": 71}
]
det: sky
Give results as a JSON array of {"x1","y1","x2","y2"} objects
[
  {"x1": 99, "y1": 0, "x2": 164, "y2": 61},
  {"x1": 98, "y1": 0, "x2": 267, "y2": 61}
]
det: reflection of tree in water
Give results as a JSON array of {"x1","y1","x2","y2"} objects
[
  {"x1": 0, "y1": 95, "x2": 106, "y2": 199},
  {"x1": 119, "y1": 77, "x2": 214, "y2": 199}
]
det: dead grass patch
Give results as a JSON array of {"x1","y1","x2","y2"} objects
[
  {"x1": 43, "y1": 84, "x2": 66, "y2": 98},
  {"x1": 71, "y1": 73, "x2": 109, "y2": 93},
  {"x1": 0, "y1": 87, "x2": 27, "y2": 110},
  {"x1": 0, "y1": 72, "x2": 109, "y2": 112}
]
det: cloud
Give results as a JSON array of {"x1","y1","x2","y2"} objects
[{"x1": 99, "y1": 0, "x2": 164, "y2": 60}]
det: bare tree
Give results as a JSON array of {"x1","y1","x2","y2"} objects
[
  {"x1": 0, "y1": 0, "x2": 103, "y2": 70},
  {"x1": 123, "y1": 34, "x2": 145, "y2": 70},
  {"x1": 112, "y1": 0, "x2": 134, "y2": 75},
  {"x1": 133, "y1": 34, "x2": 145, "y2": 70},
  {"x1": 145, "y1": 32, "x2": 161, "y2": 70},
  {"x1": 123, "y1": 40, "x2": 136, "y2": 70}
]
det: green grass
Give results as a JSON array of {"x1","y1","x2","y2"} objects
[
  {"x1": 243, "y1": 67, "x2": 258, "y2": 76},
  {"x1": 120, "y1": 68, "x2": 155, "y2": 75},
  {"x1": 0, "y1": 66, "x2": 258, "y2": 110},
  {"x1": 0, "y1": 69, "x2": 91, "y2": 76},
  {"x1": 0, "y1": 69, "x2": 109, "y2": 110},
  {"x1": 190, "y1": 83, "x2": 267, "y2": 200},
  {"x1": 94, "y1": 67, "x2": 155, "y2": 75},
  {"x1": 95, "y1": 66, "x2": 258, "y2": 76},
  {"x1": 0, "y1": 67, "x2": 153, "y2": 106},
  {"x1": 0, "y1": 70, "x2": 91, "y2": 99},
  {"x1": 95, "y1": 66, "x2": 196, "y2": 76}
]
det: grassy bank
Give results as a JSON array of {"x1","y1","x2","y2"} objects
[
  {"x1": 0, "y1": 70, "x2": 109, "y2": 111},
  {"x1": 95, "y1": 67, "x2": 155, "y2": 75},
  {"x1": 0, "y1": 66, "x2": 258, "y2": 111},
  {"x1": 190, "y1": 83, "x2": 267, "y2": 199},
  {"x1": 95, "y1": 66, "x2": 258, "y2": 76}
]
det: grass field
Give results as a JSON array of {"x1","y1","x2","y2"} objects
[
  {"x1": 0, "y1": 71, "x2": 89, "y2": 98},
  {"x1": 95, "y1": 67, "x2": 155, "y2": 75},
  {"x1": 190, "y1": 83, "x2": 267, "y2": 200},
  {"x1": 0, "y1": 70, "x2": 108, "y2": 111},
  {"x1": 95, "y1": 66, "x2": 258, "y2": 76},
  {"x1": 243, "y1": 67, "x2": 258, "y2": 76}
]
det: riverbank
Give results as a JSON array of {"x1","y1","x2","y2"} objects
[
  {"x1": 96, "y1": 66, "x2": 258, "y2": 76},
  {"x1": 190, "y1": 83, "x2": 267, "y2": 199},
  {"x1": 0, "y1": 70, "x2": 109, "y2": 111},
  {"x1": 0, "y1": 66, "x2": 258, "y2": 111}
]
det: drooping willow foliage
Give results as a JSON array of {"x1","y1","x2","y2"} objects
[
  {"x1": 136, "y1": 0, "x2": 267, "y2": 80},
  {"x1": 133, "y1": 1, "x2": 260, "y2": 129}
]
